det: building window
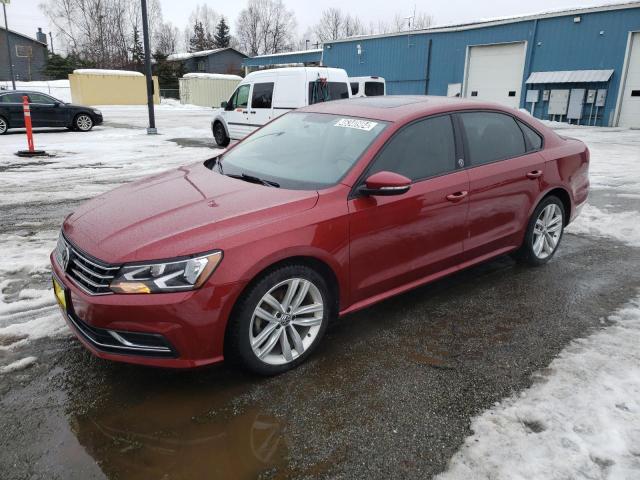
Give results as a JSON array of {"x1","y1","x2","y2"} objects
[
  {"x1": 15, "y1": 45, "x2": 33, "y2": 58},
  {"x1": 197, "y1": 60, "x2": 205, "y2": 72},
  {"x1": 508, "y1": 91, "x2": 517, "y2": 97},
  {"x1": 471, "y1": 91, "x2": 478, "y2": 97}
]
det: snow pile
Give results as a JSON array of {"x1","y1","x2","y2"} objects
[
  {"x1": 438, "y1": 295, "x2": 640, "y2": 480},
  {"x1": 569, "y1": 204, "x2": 640, "y2": 248},
  {"x1": 73, "y1": 69, "x2": 143, "y2": 77},
  {"x1": 167, "y1": 48, "x2": 225, "y2": 61},
  {"x1": 0, "y1": 356, "x2": 37, "y2": 374}
]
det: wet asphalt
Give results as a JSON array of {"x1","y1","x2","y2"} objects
[{"x1": 1, "y1": 231, "x2": 639, "y2": 479}]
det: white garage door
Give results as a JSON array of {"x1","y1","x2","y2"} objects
[
  {"x1": 618, "y1": 32, "x2": 640, "y2": 128},
  {"x1": 464, "y1": 42, "x2": 527, "y2": 109}
]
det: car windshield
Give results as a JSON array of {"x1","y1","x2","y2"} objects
[{"x1": 217, "y1": 112, "x2": 388, "y2": 190}]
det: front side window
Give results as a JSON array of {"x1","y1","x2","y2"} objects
[
  {"x1": 251, "y1": 82, "x2": 274, "y2": 109},
  {"x1": 364, "y1": 81, "x2": 384, "y2": 96},
  {"x1": 308, "y1": 81, "x2": 350, "y2": 104},
  {"x1": 28, "y1": 93, "x2": 56, "y2": 104},
  {"x1": 368, "y1": 115, "x2": 456, "y2": 181},
  {"x1": 228, "y1": 84, "x2": 250, "y2": 110},
  {"x1": 218, "y1": 112, "x2": 387, "y2": 189},
  {"x1": 459, "y1": 112, "x2": 526, "y2": 166}
]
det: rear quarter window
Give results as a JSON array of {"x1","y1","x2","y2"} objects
[
  {"x1": 364, "y1": 82, "x2": 385, "y2": 96},
  {"x1": 517, "y1": 120, "x2": 543, "y2": 151}
]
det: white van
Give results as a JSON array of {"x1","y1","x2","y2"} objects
[
  {"x1": 349, "y1": 76, "x2": 386, "y2": 98},
  {"x1": 211, "y1": 67, "x2": 351, "y2": 146}
]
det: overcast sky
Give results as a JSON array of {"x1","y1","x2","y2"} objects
[{"x1": 6, "y1": 0, "x2": 622, "y2": 51}]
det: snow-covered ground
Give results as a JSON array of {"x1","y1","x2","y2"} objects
[{"x1": 0, "y1": 105, "x2": 639, "y2": 477}]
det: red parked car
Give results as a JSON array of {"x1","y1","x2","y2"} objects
[{"x1": 51, "y1": 96, "x2": 589, "y2": 375}]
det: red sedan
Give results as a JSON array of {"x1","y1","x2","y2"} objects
[{"x1": 51, "y1": 96, "x2": 589, "y2": 375}]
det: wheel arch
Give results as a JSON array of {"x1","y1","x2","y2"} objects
[
  {"x1": 212, "y1": 115, "x2": 230, "y2": 137},
  {"x1": 540, "y1": 187, "x2": 572, "y2": 226}
]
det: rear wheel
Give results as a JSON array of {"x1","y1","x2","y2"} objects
[
  {"x1": 225, "y1": 264, "x2": 331, "y2": 375},
  {"x1": 74, "y1": 113, "x2": 94, "y2": 132},
  {"x1": 515, "y1": 195, "x2": 565, "y2": 266},
  {"x1": 213, "y1": 122, "x2": 230, "y2": 147},
  {"x1": 0, "y1": 116, "x2": 8, "y2": 135}
]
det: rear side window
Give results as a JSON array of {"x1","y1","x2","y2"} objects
[
  {"x1": 350, "y1": 82, "x2": 359, "y2": 95},
  {"x1": 251, "y1": 82, "x2": 274, "y2": 109},
  {"x1": 517, "y1": 120, "x2": 543, "y2": 151},
  {"x1": 460, "y1": 112, "x2": 526, "y2": 165},
  {"x1": 365, "y1": 81, "x2": 384, "y2": 96},
  {"x1": 28, "y1": 93, "x2": 55, "y2": 104},
  {"x1": 369, "y1": 115, "x2": 456, "y2": 181},
  {"x1": 308, "y1": 81, "x2": 350, "y2": 104},
  {"x1": 0, "y1": 93, "x2": 24, "y2": 103}
]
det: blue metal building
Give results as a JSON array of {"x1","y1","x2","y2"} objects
[{"x1": 244, "y1": 2, "x2": 640, "y2": 127}]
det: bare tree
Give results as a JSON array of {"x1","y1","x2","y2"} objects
[
  {"x1": 236, "y1": 0, "x2": 296, "y2": 56},
  {"x1": 313, "y1": 8, "x2": 363, "y2": 42},
  {"x1": 155, "y1": 22, "x2": 180, "y2": 56}
]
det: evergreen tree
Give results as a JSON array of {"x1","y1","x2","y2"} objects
[
  {"x1": 189, "y1": 21, "x2": 212, "y2": 52},
  {"x1": 130, "y1": 26, "x2": 145, "y2": 71},
  {"x1": 213, "y1": 17, "x2": 231, "y2": 48},
  {"x1": 153, "y1": 51, "x2": 185, "y2": 99},
  {"x1": 43, "y1": 52, "x2": 95, "y2": 79}
]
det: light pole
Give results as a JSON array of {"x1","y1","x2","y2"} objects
[
  {"x1": 140, "y1": 0, "x2": 156, "y2": 134},
  {"x1": 2, "y1": 0, "x2": 16, "y2": 90}
]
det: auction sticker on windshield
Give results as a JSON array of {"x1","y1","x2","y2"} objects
[{"x1": 334, "y1": 118, "x2": 378, "y2": 131}]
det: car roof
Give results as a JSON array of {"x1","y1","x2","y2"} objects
[
  {"x1": 0, "y1": 90, "x2": 54, "y2": 95},
  {"x1": 299, "y1": 95, "x2": 520, "y2": 123}
]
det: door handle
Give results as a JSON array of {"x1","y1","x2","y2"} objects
[
  {"x1": 249, "y1": 110, "x2": 256, "y2": 114},
  {"x1": 526, "y1": 170, "x2": 543, "y2": 179},
  {"x1": 446, "y1": 191, "x2": 468, "y2": 202},
  {"x1": 242, "y1": 110, "x2": 248, "y2": 114}
]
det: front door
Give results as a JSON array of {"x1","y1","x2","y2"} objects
[
  {"x1": 348, "y1": 114, "x2": 470, "y2": 304},
  {"x1": 27, "y1": 93, "x2": 65, "y2": 127},
  {"x1": 224, "y1": 83, "x2": 252, "y2": 140},
  {"x1": 457, "y1": 111, "x2": 546, "y2": 259}
]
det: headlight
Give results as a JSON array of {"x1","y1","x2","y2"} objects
[
  {"x1": 110, "y1": 251, "x2": 222, "y2": 294},
  {"x1": 93, "y1": 109, "x2": 102, "y2": 115}
]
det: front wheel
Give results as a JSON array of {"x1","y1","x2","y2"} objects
[
  {"x1": 0, "y1": 116, "x2": 8, "y2": 135},
  {"x1": 213, "y1": 122, "x2": 230, "y2": 147},
  {"x1": 74, "y1": 113, "x2": 94, "y2": 132},
  {"x1": 225, "y1": 265, "x2": 331, "y2": 375},
  {"x1": 515, "y1": 195, "x2": 565, "y2": 266}
]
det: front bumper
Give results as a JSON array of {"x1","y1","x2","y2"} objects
[
  {"x1": 93, "y1": 113, "x2": 103, "y2": 125},
  {"x1": 51, "y1": 253, "x2": 244, "y2": 368}
]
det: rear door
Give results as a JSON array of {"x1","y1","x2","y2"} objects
[
  {"x1": 348, "y1": 114, "x2": 470, "y2": 303},
  {"x1": 248, "y1": 81, "x2": 275, "y2": 133},
  {"x1": 457, "y1": 111, "x2": 545, "y2": 260},
  {"x1": 223, "y1": 83, "x2": 252, "y2": 140},
  {"x1": 0, "y1": 92, "x2": 26, "y2": 127}
]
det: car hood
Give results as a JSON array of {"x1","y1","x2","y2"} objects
[{"x1": 63, "y1": 162, "x2": 319, "y2": 263}]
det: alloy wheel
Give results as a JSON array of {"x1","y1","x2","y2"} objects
[
  {"x1": 249, "y1": 278, "x2": 324, "y2": 366},
  {"x1": 0, "y1": 117, "x2": 7, "y2": 134},
  {"x1": 76, "y1": 114, "x2": 93, "y2": 131},
  {"x1": 532, "y1": 203, "x2": 563, "y2": 259}
]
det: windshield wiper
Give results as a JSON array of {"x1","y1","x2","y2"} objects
[{"x1": 226, "y1": 172, "x2": 280, "y2": 188}]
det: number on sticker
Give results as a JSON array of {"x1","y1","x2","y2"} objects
[{"x1": 334, "y1": 118, "x2": 378, "y2": 131}]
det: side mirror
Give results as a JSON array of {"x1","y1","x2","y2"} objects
[
  {"x1": 359, "y1": 171, "x2": 411, "y2": 196},
  {"x1": 54, "y1": 102, "x2": 61, "y2": 107},
  {"x1": 220, "y1": 101, "x2": 228, "y2": 108}
]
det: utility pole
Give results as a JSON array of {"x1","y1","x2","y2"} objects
[
  {"x1": 140, "y1": 0, "x2": 156, "y2": 134},
  {"x1": 49, "y1": 31, "x2": 54, "y2": 54},
  {"x1": 2, "y1": 0, "x2": 16, "y2": 90}
]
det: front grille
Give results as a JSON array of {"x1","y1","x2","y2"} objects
[{"x1": 57, "y1": 234, "x2": 120, "y2": 295}]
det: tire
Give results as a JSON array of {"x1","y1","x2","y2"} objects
[
  {"x1": 74, "y1": 113, "x2": 94, "y2": 132},
  {"x1": 213, "y1": 121, "x2": 230, "y2": 147},
  {"x1": 225, "y1": 264, "x2": 332, "y2": 375},
  {"x1": 0, "y1": 116, "x2": 8, "y2": 135},
  {"x1": 514, "y1": 195, "x2": 566, "y2": 266}
]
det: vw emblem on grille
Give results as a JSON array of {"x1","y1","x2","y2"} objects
[{"x1": 61, "y1": 245, "x2": 70, "y2": 271}]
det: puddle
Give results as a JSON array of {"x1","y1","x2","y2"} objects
[{"x1": 169, "y1": 137, "x2": 224, "y2": 149}]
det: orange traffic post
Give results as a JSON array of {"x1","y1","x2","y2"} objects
[
  {"x1": 22, "y1": 96, "x2": 34, "y2": 152},
  {"x1": 16, "y1": 95, "x2": 47, "y2": 157}
]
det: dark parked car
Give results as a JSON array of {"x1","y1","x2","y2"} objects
[
  {"x1": 0, "y1": 90, "x2": 103, "y2": 134},
  {"x1": 51, "y1": 96, "x2": 589, "y2": 375}
]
